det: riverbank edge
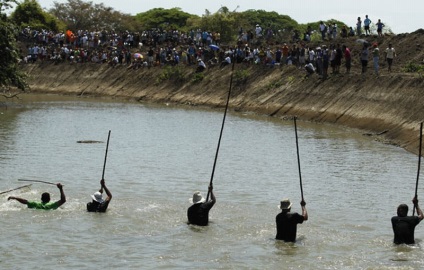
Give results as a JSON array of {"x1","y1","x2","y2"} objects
[{"x1": 22, "y1": 62, "x2": 424, "y2": 155}]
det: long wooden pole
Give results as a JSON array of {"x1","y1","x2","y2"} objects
[
  {"x1": 102, "y1": 130, "x2": 111, "y2": 180},
  {"x1": 0, "y1": 184, "x2": 32, "y2": 195},
  {"x1": 206, "y1": 60, "x2": 235, "y2": 201},
  {"x1": 413, "y1": 122, "x2": 423, "y2": 215},
  {"x1": 18, "y1": 179, "x2": 56, "y2": 185},
  {"x1": 294, "y1": 117, "x2": 304, "y2": 202}
]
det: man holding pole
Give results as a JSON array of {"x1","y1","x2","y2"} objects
[
  {"x1": 276, "y1": 199, "x2": 308, "y2": 242},
  {"x1": 7, "y1": 183, "x2": 66, "y2": 210},
  {"x1": 392, "y1": 196, "x2": 423, "y2": 245},
  {"x1": 187, "y1": 185, "x2": 216, "y2": 226},
  {"x1": 87, "y1": 179, "x2": 112, "y2": 212}
]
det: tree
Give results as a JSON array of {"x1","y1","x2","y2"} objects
[
  {"x1": 198, "y1": 6, "x2": 238, "y2": 44},
  {"x1": 238, "y1": 10, "x2": 298, "y2": 35},
  {"x1": 49, "y1": 0, "x2": 139, "y2": 32},
  {"x1": 0, "y1": 0, "x2": 28, "y2": 92},
  {"x1": 134, "y1": 8, "x2": 197, "y2": 31},
  {"x1": 11, "y1": 0, "x2": 62, "y2": 31}
]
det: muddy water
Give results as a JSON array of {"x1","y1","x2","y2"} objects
[{"x1": 0, "y1": 94, "x2": 422, "y2": 269}]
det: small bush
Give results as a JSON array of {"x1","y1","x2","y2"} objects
[
  {"x1": 156, "y1": 66, "x2": 186, "y2": 85},
  {"x1": 264, "y1": 80, "x2": 283, "y2": 91},
  {"x1": 403, "y1": 62, "x2": 424, "y2": 73},
  {"x1": 286, "y1": 76, "x2": 295, "y2": 84},
  {"x1": 234, "y1": 69, "x2": 250, "y2": 86},
  {"x1": 191, "y1": 72, "x2": 205, "y2": 83}
]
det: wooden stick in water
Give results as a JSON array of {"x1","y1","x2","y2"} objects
[
  {"x1": 0, "y1": 184, "x2": 32, "y2": 195},
  {"x1": 18, "y1": 179, "x2": 57, "y2": 185},
  {"x1": 413, "y1": 122, "x2": 423, "y2": 215}
]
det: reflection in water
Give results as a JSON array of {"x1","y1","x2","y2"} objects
[{"x1": 0, "y1": 94, "x2": 423, "y2": 269}]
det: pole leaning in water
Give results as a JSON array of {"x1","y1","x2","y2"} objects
[
  {"x1": 413, "y1": 122, "x2": 423, "y2": 216},
  {"x1": 206, "y1": 60, "x2": 235, "y2": 201},
  {"x1": 18, "y1": 179, "x2": 57, "y2": 185},
  {"x1": 0, "y1": 184, "x2": 32, "y2": 195},
  {"x1": 294, "y1": 117, "x2": 304, "y2": 202},
  {"x1": 102, "y1": 130, "x2": 111, "y2": 180}
]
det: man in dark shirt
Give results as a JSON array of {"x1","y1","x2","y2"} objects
[
  {"x1": 87, "y1": 179, "x2": 112, "y2": 213},
  {"x1": 276, "y1": 199, "x2": 308, "y2": 242},
  {"x1": 187, "y1": 185, "x2": 216, "y2": 226},
  {"x1": 392, "y1": 196, "x2": 423, "y2": 244}
]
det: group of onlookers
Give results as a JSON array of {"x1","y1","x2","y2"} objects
[
  {"x1": 19, "y1": 15, "x2": 395, "y2": 78},
  {"x1": 303, "y1": 41, "x2": 397, "y2": 79}
]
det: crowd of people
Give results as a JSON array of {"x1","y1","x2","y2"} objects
[{"x1": 19, "y1": 15, "x2": 396, "y2": 79}]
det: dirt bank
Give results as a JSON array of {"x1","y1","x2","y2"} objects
[{"x1": 21, "y1": 31, "x2": 424, "y2": 156}]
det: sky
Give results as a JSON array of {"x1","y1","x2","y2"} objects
[{"x1": 34, "y1": 0, "x2": 422, "y2": 34}]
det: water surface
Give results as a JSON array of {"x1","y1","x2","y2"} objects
[{"x1": 0, "y1": 94, "x2": 422, "y2": 269}]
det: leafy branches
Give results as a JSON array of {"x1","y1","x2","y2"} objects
[
  {"x1": 0, "y1": 4, "x2": 28, "y2": 91},
  {"x1": 49, "y1": 0, "x2": 139, "y2": 31}
]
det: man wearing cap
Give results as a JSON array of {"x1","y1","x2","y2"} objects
[
  {"x1": 392, "y1": 196, "x2": 423, "y2": 245},
  {"x1": 8, "y1": 183, "x2": 66, "y2": 210},
  {"x1": 87, "y1": 179, "x2": 112, "y2": 213},
  {"x1": 187, "y1": 185, "x2": 216, "y2": 226},
  {"x1": 276, "y1": 199, "x2": 308, "y2": 242}
]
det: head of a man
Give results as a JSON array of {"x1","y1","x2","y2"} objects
[
  {"x1": 41, "y1": 192, "x2": 50, "y2": 204},
  {"x1": 397, "y1": 204, "x2": 408, "y2": 217},
  {"x1": 280, "y1": 199, "x2": 292, "y2": 213}
]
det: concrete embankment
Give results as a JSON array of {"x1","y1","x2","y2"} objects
[{"x1": 23, "y1": 62, "x2": 424, "y2": 155}]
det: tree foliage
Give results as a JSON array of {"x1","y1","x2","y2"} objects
[
  {"x1": 0, "y1": 0, "x2": 27, "y2": 91},
  {"x1": 197, "y1": 6, "x2": 238, "y2": 43},
  {"x1": 49, "y1": 0, "x2": 140, "y2": 32},
  {"x1": 239, "y1": 10, "x2": 298, "y2": 32},
  {"x1": 0, "y1": 0, "x2": 14, "y2": 11},
  {"x1": 187, "y1": 8, "x2": 301, "y2": 44},
  {"x1": 134, "y1": 8, "x2": 196, "y2": 31},
  {"x1": 11, "y1": 0, "x2": 62, "y2": 31}
]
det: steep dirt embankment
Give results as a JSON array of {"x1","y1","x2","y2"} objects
[{"x1": 23, "y1": 60, "x2": 424, "y2": 155}]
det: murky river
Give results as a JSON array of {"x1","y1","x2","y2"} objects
[{"x1": 0, "y1": 94, "x2": 422, "y2": 269}]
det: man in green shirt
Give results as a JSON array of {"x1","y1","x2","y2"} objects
[{"x1": 8, "y1": 183, "x2": 66, "y2": 210}]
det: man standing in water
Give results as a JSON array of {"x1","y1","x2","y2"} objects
[
  {"x1": 187, "y1": 185, "x2": 216, "y2": 226},
  {"x1": 276, "y1": 199, "x2": 308, "y2": 242},
  {"x1": 87, "y1": 179, "x2": 112, "y2": 212},
  {"x1": 8, "y1": 183, "x2": 66, "y2": 210},
  {"x1": 392, "y1": 196, "x2": 423, "y2": 244}
]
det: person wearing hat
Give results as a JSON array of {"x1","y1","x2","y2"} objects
[
  {"x1": 87, "y1": 179, "x2": 112, "y2": 213},
  {"x1": 275, "y1": 199, "x2": 308, "y2": 242},
  {"x1": 391, "y1": 196, "x2": 423, "y2": 244},
  {"x1": 196, "y1": 58, "x2": 206, "y2": 73},
  {"x1": 8, "y1": 183, "x2": 66, "y2": 210},
  {"x1": 187, "y1": 185, "x2": 216, "y2": 226}
]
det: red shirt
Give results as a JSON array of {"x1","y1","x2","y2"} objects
[{"x1": 344, "y1": 48, "x2": 351, "y2": 60}]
